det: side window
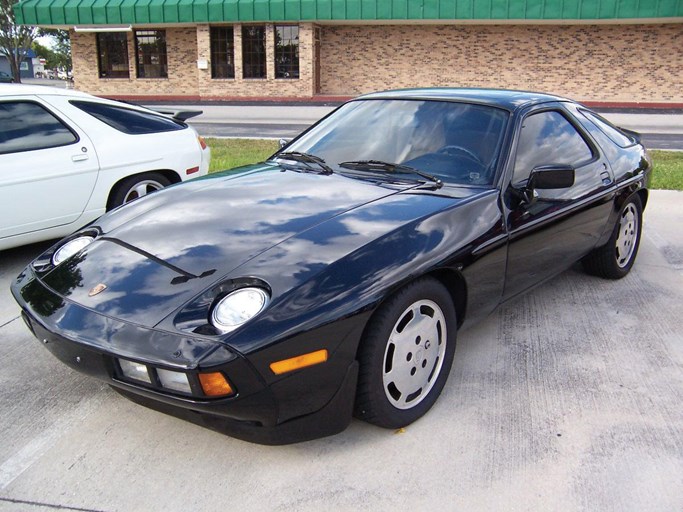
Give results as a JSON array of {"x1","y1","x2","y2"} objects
[
  {"x1": 0, "y1": 101, "x2": 77, "y2": 155},
  {"x1": 513, "y1": 111, "x2": 593, "y2": 184},
  {"x1": 70, "y1": 101, "x2": 184, "y2": 135},
  {"x1": 579, "y1": 109, "x2": 635, "y2": 147}
]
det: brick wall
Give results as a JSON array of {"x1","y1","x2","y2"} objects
[
  {"x1": 72, "y1": 23, "x2": 315, "y2": 99},
  {"x1": 320, "y1": 24, "x2": 683, "y2": 103},
  {"x1": 71, "y1": 22, "x2": 682, "y2": 103},
  {"x1": 196, "y1": 23, "x2": 314, "y2": 98},
  {"x1": 72, "y1": 28, "x2": 198, "y2": 96}
]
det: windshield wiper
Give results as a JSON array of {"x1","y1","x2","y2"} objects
[
  {"x1": 274, "y1": 151, "x2": 334, "y2": 175},
  {"x1": 338, "y1": 160, "x2": 443, "y2": 188}
]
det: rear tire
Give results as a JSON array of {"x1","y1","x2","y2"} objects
[
  {"x1": 108, "y1": 172, "x2": 171, "y2": 210},
  {"x1": 582, "y1": 194, "x2": 643, "y2": 279},
  {"x1": 355, "y1": 277, "x2": 457, "y2": 429}
]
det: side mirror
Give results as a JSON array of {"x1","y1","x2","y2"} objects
[
  {"x1": 278, "y1": 138, "x2": 290, "y2": 149},
  {"x1": 529, "y1": 164, "x2": 575, "y2": 189},
  {"x1": 510, "y1": 164, "x2": 575, "y2": 206}
]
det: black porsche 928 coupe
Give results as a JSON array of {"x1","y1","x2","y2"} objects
[{"x1": 12, "y1": 89, "x2": 650, "y2": 444}]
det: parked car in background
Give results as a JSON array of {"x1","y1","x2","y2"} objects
[
  {"x1": 0, "y1": 71, "x2": 13, "y2": 83},
  {"x1": 0, "y1": 84, "x2": 210, "y2": 251},
  {"x1": 12, "y1": 88, "x2": 650, "y2": 444}
]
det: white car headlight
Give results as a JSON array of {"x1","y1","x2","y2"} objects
[
  {"x1": 211, "y1": 287, "x2": 269, "y2": 334},
  {"x1": 52, "y1": 236, "x2": 95, "y2": 266}
]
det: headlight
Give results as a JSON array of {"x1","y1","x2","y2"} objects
[
  {"x1": 210, "y1": 287, "x2": 269, "y2": 334},
  {"x1": 52, "y1": 236, "x2": 95, "y2": 266}
]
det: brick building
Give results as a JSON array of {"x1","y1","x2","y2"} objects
[{"x1": 13, "y1": 0, "x2": 683, "y2": 106}]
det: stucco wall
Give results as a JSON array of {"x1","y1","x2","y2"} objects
[{"x1": 319, "y1": 23, "x2": 683, "y2": 103}]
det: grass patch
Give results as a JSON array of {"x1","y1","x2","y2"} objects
[
  {"x1": 206, "y1": 139, "x2": 683, "y2": 191},
  {"x1": 207, "y1": 138, "x2": 278, "y2": 173},
  {"x1": 650, "y1": 150, "x2": 683, "y2": 191}
]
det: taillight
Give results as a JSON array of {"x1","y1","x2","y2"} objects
[{"x1": 198, "y1": 136, "x2": 207, "y2": 150}]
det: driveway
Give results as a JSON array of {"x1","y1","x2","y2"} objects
[{"x1": 0, "y1": 191, "x2": 681, "y2": 512}]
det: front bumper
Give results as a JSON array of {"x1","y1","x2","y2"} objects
[{"x1": 12, "y1": 271, "x2": 358, "y2": 445}]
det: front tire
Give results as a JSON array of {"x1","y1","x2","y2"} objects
[
  {"x1": 355, "y1": 277, "x2": 457, "y2": 429},
  {"x1": 582, "y1": 194, "x2": 643, "y2": 279}
]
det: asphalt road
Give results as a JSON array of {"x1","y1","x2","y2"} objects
[{"x1": 0, "y1": 191, "x2": 681, "y2": 512}]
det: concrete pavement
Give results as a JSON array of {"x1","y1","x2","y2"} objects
[{"x1": 0, "y1": 191, "x2": 681, "y2": 511}]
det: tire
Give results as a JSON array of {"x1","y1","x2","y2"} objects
[
  {"x1": 582, "y1": 194, "x2": 643, "y2": 279},
  {"x1": 108, "y1": 172, "x2": 171, "y2": 210},
  {"x1": 355, "y1": 277, "x2": 457, "y2": 429}
]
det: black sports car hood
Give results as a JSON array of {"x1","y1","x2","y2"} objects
[
  {"x1": 35, "y1": 164, "x2": 435, "y2": 327},
  {"x1": 97, "y1": 165, "x2": 413, "y2": 276}
]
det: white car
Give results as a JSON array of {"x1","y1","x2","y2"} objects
[{"x1": 0, "y1": 84, "x2": 210, "y2": 251}]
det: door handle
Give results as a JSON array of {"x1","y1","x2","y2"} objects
[{"x1": 72, "y1": 154, "x2": 89, "y2": 162}]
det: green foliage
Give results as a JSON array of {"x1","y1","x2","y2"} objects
[
  {"x1": 32, "y1": 40, "x2": 59, "y2": 68},
  {"x1": 0, "y1": 0, "x2": 37, "y2": 82},
  {"x1": 650, "y1": 150, "x2": 683, "y2": 191},
  {"x1": 207, "y1": 138, "x2": 278, "y2": 173},
  {"x1": 37, "y1": 28, "x2": 71, "y2": 71}
]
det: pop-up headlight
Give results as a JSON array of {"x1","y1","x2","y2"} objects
[
  {"x1": 52, "y1": 236, "x2": 95, "y2": 266},
  {"x1": 210, "y1": 287, "x2": 269, "y2": 334}
]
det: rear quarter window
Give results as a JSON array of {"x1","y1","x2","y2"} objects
[
  {"x1": 579, "y1": 110, "x2": 636, "y2": 148},
  {"x1": 70, "y1": 100, "x2": 185, "y2": 135}
]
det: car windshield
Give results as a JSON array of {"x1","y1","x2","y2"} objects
[{"x1": 278, "y1": 99, "x2": 509, "y2": 186}]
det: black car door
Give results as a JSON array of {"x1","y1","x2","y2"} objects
[{"x1": 502, "y1": 103, "x2": 615, "y2": 300}]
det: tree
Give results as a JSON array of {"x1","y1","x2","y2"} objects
[
  {"x1": 0, "y1": 0, "x2": 37, "y2": 83},
  {"x1": 38, "y1": 28, "x2": 71, "y2": 72},
  {"x1": 32, "y1": 40, "x2": 58, "y2": 67}
]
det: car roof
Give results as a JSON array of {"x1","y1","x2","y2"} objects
[
  {"x1": 355, "y1": 88, "x2": 571, "y2": 111},
  {"x1": 0, "y1": 83, "x2": 96, "y2": 98},
  {"x1": 0, "y1": 84, "x2": 162, "y2": 116}
]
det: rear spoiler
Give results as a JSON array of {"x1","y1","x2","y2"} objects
[
  {"x1": 150, "y1": 109, "x2": 203, "y2": 122},
  {"x1": 619, "y1": 127, "x2": 642, "y2": 144}
]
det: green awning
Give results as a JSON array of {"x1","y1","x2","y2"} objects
[{"x1": 14, "y1": 0, "x2": 683, "y2": 27}]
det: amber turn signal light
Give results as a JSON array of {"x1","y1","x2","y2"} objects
[
  {"x1": 269, "y1": 349, "x2": 328, "y2": 375},
  {"x1": 198, "y1": 372, "x2": 234, "y2": 397}
]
